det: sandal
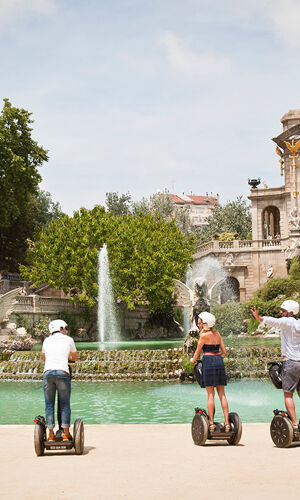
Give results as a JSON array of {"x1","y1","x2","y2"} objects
[
  {"x1": 209, "y1": 424, "x2": 216, "y2": 432},
  {"x1": 224, "y1": 423, "x2": 231, "y2": 433},
  {"x1": 62, "y1": 433, "x2": 72, "y2": 441}
]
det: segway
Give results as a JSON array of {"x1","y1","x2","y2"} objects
[
  {"x1": 34, "y1": 364, "x2": 84, "y2": 456},
  {"x1": 268, "y1": 361, "x2": 300, "y2": 448},
  {"x1": 34, "y1": 415, "x2": 84, "y2": 456},
  {"x1": 191, "y1": 361, "x2": 242, "y2": 446},
  {"x1": 191, "y1": 408, "x2": 242, "y2": 446}
]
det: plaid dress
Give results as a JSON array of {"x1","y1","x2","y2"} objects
[{"x1": 200, "y1": 344, "x2": 227, "y2": 387}]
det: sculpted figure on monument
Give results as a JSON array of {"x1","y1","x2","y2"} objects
[
  {"x1": 289, "y1": 207, "x2": 300, "y2": 230},
  {"x1": 224, "y1": 252, "x2": 234, "y2": 267},
  {"x1": 283, "y1": 238, "x2": 300, "y2": 260}
]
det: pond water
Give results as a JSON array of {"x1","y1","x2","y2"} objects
[
  {"x1": 32, "y1": 339, "x2": 185, "y2": 351},
  {"x1": 0, "y1": 379, "x2": 295, "y2": 425},
  {"x1": 31, "y1": 337, "x2": 280, "y2": 351}
]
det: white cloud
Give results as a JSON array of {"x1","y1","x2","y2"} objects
[
  {"x1": 229, "y1": 0, "x2": 300, "y2": 48},
  {"x1": 0, "y1": 0, "x2": 56, "y2": 25},
  {"x1": 265, "y1": 0, "x2": 300, "y2": 47},
  {"x1": 159, "y1": 31, "x2": 231, "y2": 79}
]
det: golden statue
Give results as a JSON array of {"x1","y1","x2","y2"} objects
[
  {"x1": 275, "y1": 146, "x2": 284, "y2": 176},
  {"x1": 284, "y1": 138, "x2": 300, "y2": 199}
]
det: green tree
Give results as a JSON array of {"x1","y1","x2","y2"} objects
[
  {"x1": 0, "y1": 98, "x2": 48, "y2": 227},
  {"x1": 21, "y1": 206, "x2": 196, "y2": 313},
  {"x1": 198, "y1": 196, "x2": 251, "y2": 244},
  {"x1": 105, "y1": 191, "x2": 132, "y2": 216},
  {"x1": 32, "y1": 188, "x2": 62, "y2": 230},
  {"x1": 0, "y1": 99, "x2": 49, "y2": 270},
  {"x1": 0, "y1": 189, "x2": 63, "y2": 272}
]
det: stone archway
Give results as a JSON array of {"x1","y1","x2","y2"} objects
[
  {"x1": 220, "y1": 277, "x2": 240, "y2": 303},
  {"x1": 262, "y1": 206, "x2": 280, "y2": 239},
  {"x1": 209, "y1": 276, "x2": 240, "y2": 306}
]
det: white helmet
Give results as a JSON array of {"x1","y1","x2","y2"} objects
[
  {"x1": 280, "y1": 300, "x2": 299, "y2": 316},
  {"x1": 48, "y1": 319, "x2": 67, "y2": 334},
  {"x1": 198, "y1": 311, "x2": 216, "y2": 328}
]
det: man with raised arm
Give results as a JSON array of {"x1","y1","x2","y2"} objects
[{"x1": 251, "y1": 300, "x2": 300, "y2": 430}]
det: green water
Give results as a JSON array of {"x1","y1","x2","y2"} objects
[
  {"x1": 0, "y1": 379, "x2": 294, "y2": 425},
  {"x1": 32, "y1": 337, "x2": 280, "y2": 352},
  {"x1": 32, "y1": 339, "x2": 185, "y2": 351}
]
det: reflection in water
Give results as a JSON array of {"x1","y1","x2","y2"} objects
[{"x1": 0, "y1": 379, "x2": 296, "y2": 425}]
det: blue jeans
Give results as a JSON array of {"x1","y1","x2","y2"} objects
[{"x1": 43, "y1": 370, "x2": 71, "y2": 429}]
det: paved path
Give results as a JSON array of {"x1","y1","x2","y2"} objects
[{"x1": 0, "y1": 424, "x2": 299, "y2": 500}]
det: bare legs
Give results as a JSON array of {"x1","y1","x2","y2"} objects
[
  {"x1": 284, "y1": 391, "x2": 298, "y2": 427},
  {"x1": 217, "y1": 386, "x2": 229, "y2": 425},
  {"x1": 205, "y1": 385, "x2": 229, "y2": 426},
  {"x1": 206, "y1": 387, "x2": 215, "y2": 425}
]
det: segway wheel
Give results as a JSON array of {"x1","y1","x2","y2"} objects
[
  {"x1": 74, "y1": 419, "x2": 84, "y2": 455},
  {"x1": 191, "y1": 413, "x2": 208, "y2": 446},
  {"x1": 270, "y1": 415, "x2": 293, "y2": 448},
  {"x1": 227, "y1": 412, "x2": 242, "y2": 446},
  {"x1": 34, "y1": 423, "x2": 45, "y2": 456}
]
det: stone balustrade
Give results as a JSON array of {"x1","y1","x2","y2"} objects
[
  {"x1": 195, "y1": 238, "x2": 284, "y2": 258},
  {"x1": 13, "y1": 295, "x2": 85, "y2": 314}
]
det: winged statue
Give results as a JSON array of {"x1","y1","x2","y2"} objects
[
  {"x1": 174, "y1": 278, "x2": 210, "y2": 330},
  {"x1": 0, "y1": 288, "x2": 21, "y2": 328},
  {"x1": 284, "y1": 138, "x2": 300, "y2": 155},
  {"x1": 173, "y1": 279, "x2": 194, "y2": 308}
]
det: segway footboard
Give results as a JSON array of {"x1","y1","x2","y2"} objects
[{"x1": 192, "y1": 409, "x2": 242, "y2": 446}]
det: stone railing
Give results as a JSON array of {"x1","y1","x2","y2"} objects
[
  {"x1": 12, "y1": 295, "x2": 86, "y2": 315},
  {"x1": 195, "y1": 238, "x2": 284, "y2": 258}
]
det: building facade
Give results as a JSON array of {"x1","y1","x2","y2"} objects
[
  {"x1": 193, "y1": 109, "x2": 300, "y2": 303},
  {"x1": 157, "y1": 192, "x2": 218, "y2": 227}
]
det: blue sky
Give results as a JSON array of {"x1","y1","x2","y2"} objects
[{"x1": 1, "y1": 0, "x2": 300, "y2": 214}]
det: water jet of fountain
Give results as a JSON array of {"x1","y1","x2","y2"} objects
[
  {"x1": 98, "y1": 244, "x2": 120, "y2": 347},
  {"x1": 183, "y1": 264, "x2": 193, "y2": 334}
]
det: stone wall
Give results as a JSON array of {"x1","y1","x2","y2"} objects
[
  {"x1": 0, "y1": 346, "x2": 281, "y2": 381},
  {"x1": 193, "y1": 239, "x2": 288, "y2": 302},
  {"x1": 10, "y1": 297, "x2": 181, "y2": 340}
]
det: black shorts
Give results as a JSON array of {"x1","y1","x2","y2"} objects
[{"x1": 282, "y1": 359, "x2": 300, "y2": 393}]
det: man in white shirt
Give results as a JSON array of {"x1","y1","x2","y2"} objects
[
  {"x1": 42, "y1": 319, "x2": 77, "y2": 441},
  {"x1": 251, "y1": 300, "x2": 300, "y2": 429}
]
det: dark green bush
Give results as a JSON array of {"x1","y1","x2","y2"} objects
[
  {"x1": 289, "y1": 258, "x2": 300, "y2": 280},
  {"x1": 211, "y1": 302, "x2": 244, "y2": 336},
  {"x1": 247, "y1": 317, "x2": 260, "y2": 333},
  {"x1": 243, "y1": 296, "x2": 300, "y2": 319},
  {"x1": 258, "y1": 278, "x2": 293, "y2": 301}
]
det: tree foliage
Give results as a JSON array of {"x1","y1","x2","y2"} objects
[
  {"x1": 0, "y1": 98, "x2": 48, "y2": 227},
  {"x1": 21, "y1": 206, "x2": 196, "y2": 313},
  {"x1": 0, "y1": 188, "x2": 62, "y2": 272},
  {"x1": 32, "y1": 188, "x2": 62, "y2": 230},
  {"x1": 0, "y1": 99, "x2": 50, "y2": 271},
  {"x1": 198, "y1": 196, "x2": 251, "y2": 244},
  {"x1": 109, "y1": 191, "x2": 195, "y2": 236},
  {"x1": 105, "y1": 191, "x2": 132, "y2": 216}
]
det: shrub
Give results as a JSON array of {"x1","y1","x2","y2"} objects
[
  {"x1": 215, "y1": 232, "x2": 239, "y2": 241},
  {"x1": 243, "y1": 296, "x2": 300, "y2": 319},
  {"x1": 259, "y1": 278, "x2": 293, "y2": 301},
  {"x1": 211, "y1": 302, "x2": 244, "y2": 336},
  {"x1": 247, "y1": 317, "x2": 260, "y2": 333},
  {"x1": 181, "y1": 355, "x2": 194, "y2": 373},
  {"x1": 289, "y1": 258, "x2": 300, "y2": 280}
]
